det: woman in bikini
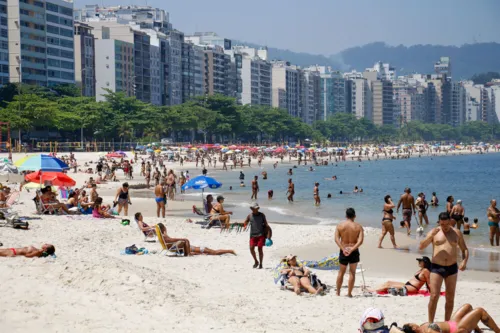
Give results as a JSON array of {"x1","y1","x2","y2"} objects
[
  {"x1": 157, "y1": 223, "x2": 235, "y2": 256},
  {"x1": 313, "y1": 182, "x2": 320, "y2": 206},
  {"x1": 394, "y1": 303, "x2": 500, "y2": 333},
  {"x1": 280, "y1": 255, "x2": 324, "y2": 295},
  {"x1": 210, "y1": 195, "x2": 232, "y2": 228},
  {"x1": 114, "y1": 182, "x2": 131, "y2": 216},
  {"x1": 378, "y1": 195, "x2": 398, "y2": 249},
  {"x1": 372, "y1": 256, "x2": 430, "y2": 294},
  {"x1": 487, "y1": 199, "x2": 500, "y2": 246},
  {"x1": 415, "y1": 192, "x2": 429, "y2": 226},
  {"x1": 0, "y1": 244, "x2": 55, "y2": 258}
]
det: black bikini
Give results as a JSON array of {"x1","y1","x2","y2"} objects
[
  {"x1": 382, "y1": 209, "x2": 394, "y2": 222},
  {"x1": 405, "y1": 271, "x2": 426, "y2": 290}
]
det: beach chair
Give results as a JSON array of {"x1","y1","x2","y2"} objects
[
  {"x1": 34, "y1": 191, "x2": 59, "y2": 215},
  {"x1": 154, "y1": 225, "x2": 184, "y2": 256},
  {"x1": 134, "y1": 218, "x2": 156, "y2": 242},
  {"x1": 0, "y1": 191, "x2": 21, "y2": 214}
]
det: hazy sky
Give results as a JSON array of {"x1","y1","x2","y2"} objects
[{"x1": 76, "y1": 0, "x2": 500, "y2": 55}]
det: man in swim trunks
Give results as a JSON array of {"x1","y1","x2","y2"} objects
[
  {"x1": 335, "y1": 207, "x2": 364, "y2": 297},
  {"x1": 0, "y1": 244, "x2": 55, "y2": 258},
  {"x1": 487, "y1": 199, "x2": 500, "y2": 246},
  {"x1": 242, "y1": 203, "x2": 271, "y2": 269},
  {"x1": 419, "y1": 212, "x2": 469, "y2": 323},
  {"x1": 397, "y1": 187, "x2": 416, "y2": 235},
  {"x1": 286, "y1": 178, "x2": 295, "y2": 202},
  {"x1": 154, "y1": 180, "x2": 166, "y2": 218}
]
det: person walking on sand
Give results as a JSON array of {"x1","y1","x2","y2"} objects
[
  {"x1": 154, "y1": 180, "x2": 166, "y2": 218},
  {"x1": 314, "y1": 182, "x2": 320, "y2": 206},
  {"x1": 397, "y1": 187, "x2": 416, "y2": 235},
  {"x1": 242, "y1": 203, "x2": 272, "y2": 269},
  {"x1": 251, "y1": 175, "x2": 259, "y2": 200},
  {"x1": 419, "y1": 212, "x2": 469, "y2": 323},
  {"x1": 335, "y1": 208, "x2": 364, "y2": 297},
  {"x1": 487, "y1": 199, "x2": 500, "y2": 246},
  {"x1": 378, "y1": 195, "x2": 398, "y2": 249},
  {"x1": 286, "y1": 178, "x2": 295, "y2": 202}
]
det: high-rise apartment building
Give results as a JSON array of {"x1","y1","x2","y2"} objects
[
  {"x1": 94, "y1": 39, "x2": 134, "y2": 101},
  {"x1": 371, "y1": 62, "x2": 396, "y2": 81},
  {"x1": 202, "y1": 45, "x2": 233, "y2": 96},
  {"x1": 348, "y1": 78, "x2": 371, "y2": 120},
  {"x1": 181, "y1": 41, "x2": 204, "y2": 102},
  {"x1": 371, "y1": 80, "x2": 394, "y2": 126},
  {"x1": 164, "y1": 29, "x2": 183, "y2": 105},
  {"x1": 8, "y1": 0, "x2": 75, "y2": 86},
  {"x1": 271, "y1": 61, "x2": 300, "y2": 118},
  {"x1": 0, "y1": 0, "x2": 8, "y2": 85},
  {"x1": 149, "y1": 44, "x2": 161, "y2": 105},
  {"x1": 300, "y1": 68, "x2": 320, "y2": 124},
  {"x1": 307, "y1": 66, "x2": 347, "y2": 120},
  {"x1": 434, "y1": 56, "x2": 451, "y2": 79},
  {"x1": 74, "y1": 22, "x2": 95, "y2": 97}
]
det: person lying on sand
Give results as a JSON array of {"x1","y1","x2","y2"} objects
[
  {"x1": 369, "y1": 256, "x2": 430, "y2": 295},
  {"x1": 391, "y1": 303, "x2": 500, "y2": 333},
  {"x1": 157, "y1": 223, "x2": 235, "y2": 256},
  {"x1": 0, "y1": 244, "x2": 55, "y2": 258},
  {"x1": 280, "y1": 255, "x2": 324, "y2": 295}
]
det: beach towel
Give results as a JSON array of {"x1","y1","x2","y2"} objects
[
  {"x1": 376, "y1": 290, "x2": 446, "y2": 297},
  {"x1": 273, "y1": 254, "x2": 340, "y2": 284}
]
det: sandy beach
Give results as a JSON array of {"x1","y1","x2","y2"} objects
[{"x1": 1, "y1": 150, "x2": 500, "y2": 332}]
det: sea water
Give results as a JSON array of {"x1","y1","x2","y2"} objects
[{"x1": 191, "y1": 153, "x2": 500, "y2": 272}]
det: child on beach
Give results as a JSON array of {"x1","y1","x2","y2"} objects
[{"x1": 463, "y1": 217, "x2": 470, "y2": 235}]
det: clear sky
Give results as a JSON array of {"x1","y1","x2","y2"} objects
[{"x1": 75, "y1": 0, "x2": 500, "y2": 55}]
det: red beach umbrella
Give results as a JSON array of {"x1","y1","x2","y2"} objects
[{"x1": 25, "y1": 170, "x2": 76, "y2": 187}]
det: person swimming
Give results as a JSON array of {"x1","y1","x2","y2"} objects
[{"x1": 463, "y1": 217, "x2": 470, "y2": 235}]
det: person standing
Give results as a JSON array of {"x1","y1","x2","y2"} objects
[
  {"x1": 286, "y1": 178, "x2": 295, "y2": 202},
  {"x1": 450, "y1": 199, "x2": 465, "y2": 231},
  {"x1": 335, "y1": 208, "x2": 364, "y2": 297},
  {"x1": 415, "y1": 192, "x2": 430, "y2": 226},
  {"x1": 251, "y1": 175, "x2": 259, "y2": 200},
  {"x1": 154, "y1": 180, "x2": 166, "y2": 218},
  {"x1": 242, "y1": 203, "x2": 272, "y2": 269},
  {"x1": 313, "y1": 182, "x2": 320, "y2": 206},
  {"x1": 397, "y1": 187, "x2": 416, "y2": 235},
  {"x1": 487, "y1": 199, "x2": 500, "y2": 246},
  {"x1": 419, "y1": 212, "x2": 469, "y2": 323},
  {"x1": 114, "y1": 182, "x2": 131, "y2": 216},
  {"x1": 239, "y1": 171, "x2": 245, "y2": 181},
  {"x1": 378, "y1": 195, "x2": 397, "y2": 249}
]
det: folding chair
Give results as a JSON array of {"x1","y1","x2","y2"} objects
[
  {"x1": 154, "y1": 225, "x2": 184, "y2": 256},
  {"x1": 134, "y1": 218, "x2": 156, "y2": 242}
]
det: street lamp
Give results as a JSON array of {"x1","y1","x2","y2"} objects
[{"x1": 79, "y1": 67, "x2": 93, "y2": 149}]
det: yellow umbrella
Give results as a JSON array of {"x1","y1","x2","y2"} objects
[
  {"x1": 24, "y1": 182, "x2": 56, "y2": 191},
  {"x1": 190, "y1": 147, "x2": 198, "y2": 150},
  {"x1": 154, "y1": 149, "x2": 161, "y2": 153},
  {"x1": 14, "y1": 155, "x2": 33, "y2": 167}
]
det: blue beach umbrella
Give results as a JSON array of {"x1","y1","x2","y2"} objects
[
  {"x1": 182, "y1": 175, "x2": 222, "y2": 206},
  {"x1": 16, "y1": 154, "x2": 69, "y2": 172}
]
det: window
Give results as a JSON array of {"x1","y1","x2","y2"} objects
[
  {"x1": 59, "y1": 28, "x2": 72, "y2": 37},
  {"x1": 33, "y1": 23, "x2": 45, "y2": 31},
  {"x1": 48, "y1": 58, "x2": 60, "y2": 67},
  {"x1": 60, "y1": 60, "x2": 73, "y2": 69},
  {"x1": 59, "y1": 18, "x2": 72, "y2": 27},
  {"x1": 0, "y1": 5, "x2": 6, "y2": 14},
  {"x1": 48, "y1": 70, "x2": 60, "y2": 78},
  {"x1": 0, "y1": 17, "x2": 6, "y2": 25},
  {"x1": 0, "y1": 29, "x2": 6, "y2": 38},
  {"x1": 47, "y1": 47, "x2": 60, "y2": 56},
  {"x1": 61, "y1": 71, "x2": 73, "y2": 80},
  {"x1": 33, "y1": 0, "x2": 44, "y2": 8},
  {"x1": 47, "y1": 36, "x2": 59, "y2": 45},
  {"x1": 60, "y1": 50, "x2": 73, "y2": 59},
  {"x1": 46, "y1": 14, "x2": 59, "y2": 24},
  {"x1": 47, "y1": 25, "x2": 58, "y2": 34},
  {"x1": 0, "y1": 41, "x2": 6, "y2": 49},
  {"x1": 46, "y1": 3, "x2": 58, "y2": 12},
  {"x1": 59, "y1": 6, "x2": 73, "y2": 16},
  {"x1": 60, "y1": 39, "x2": 72, "y2": 48}
]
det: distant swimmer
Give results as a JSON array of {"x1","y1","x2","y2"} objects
[
  {"x1": 239, "y1": 171, "x2": 245, "y2": 180},
  {"x1": 251, "y1": 175, "x2": 259, "y2": 200},
  {"x1": 268, "y1": 189, "x2": 273, "y2": 200},
  {"x1": 463, "y1": 217, "x2": 470, "y2": 235},
  {"x1": 309, "y1": 166, "x2": 314, "y2": 172},
  {"x1": 261, "y1": 171, "x2": 267, "y2": 180},
  {"x1": 487, "y1": 200, "x2": 500, "y2": 246},
  {"x1": 286, "y1": 179, "x2": 295, "y2": 202},
  {"x1": 327, "y1": 193, "x2": 332, "y2": 199},
  {"x1": 431, "y1": 192, "x2": 439, "y2": 206},
  {"x1": 287, "y1": 168, "x2": 293, "y2": 176},
  {"x1": 313, "y1": 182, "x2": 320, "y2": 206},
  {"x1": 353, "y1": 186, "x2": 359, "y2": 193}
]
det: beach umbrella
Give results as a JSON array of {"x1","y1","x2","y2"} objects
[
  {"x1": 225, "y1": 150, "x2": 234, "y2": 154},
  {"x1": 234, "y1": 149, "x2": 241, "y2": 153},
  {"x1": 0, "y1": 161, "x2": 24, "y2": 182},
  {"x1": 16, "y1": 154, "x2": 69, "y2": 172},
  {"x1": 181, "y1": 175, "x2": 222, "y2": 206},
  {"x1": 25, "y1": 170, "x2": 76, "y2": 187},
  {"x1": 146, "y1": 148, "x2": 154, "y2": 153}
]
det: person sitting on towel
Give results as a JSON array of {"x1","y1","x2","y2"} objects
[
  {"x1": 280, "y1": 255, "x2": 324, "y2": 295},
  {"x1": 371, "y1": 256, "x2": 431, "y2": 294},
  {"x1": 0, "y1": 244, "x2": 55, "y2": 258}
]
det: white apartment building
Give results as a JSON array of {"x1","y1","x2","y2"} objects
[
  {"x1": 370, "y1": 62, "x2": 396, "y2": 81},
  {"x1": 300, "y1": 68, "x2": 321, "y2": 124},
  {"x1": 349, "y1": 78, "x2": 371, "y2": 120},
  {"x1": 271, "y1": 61, "x2": 300, "y2": 118}
]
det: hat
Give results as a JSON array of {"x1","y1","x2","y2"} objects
[
  {"x1": 360, "y1": 308, "x2": 385, "y2": 331},
  {"x1": 250, "y1": 202, "x2": 260, "y2": 209},
  {"x1": 283, "y1": 254, "x2": 296, "y2": 262},
  {"x1": 457, "y1": 199, "x2": 462, "y2": 204},
  {"x1": 416, "y1": 256, "x2": 431, "y2": 267}
]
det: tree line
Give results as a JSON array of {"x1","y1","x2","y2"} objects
[{"x1": 0, "y1": 83, "x2": 499, "y2": 144}]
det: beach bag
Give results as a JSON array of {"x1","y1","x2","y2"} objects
[
  {"x1": 125, "y1": 244, "x2": 139, "y2": 255},
  {"x1": 309, "y1": 273, "x2": 327, "y2": 290},
  {"x1": 11, "y1": 219, "x2": 29, "y2": 230}
]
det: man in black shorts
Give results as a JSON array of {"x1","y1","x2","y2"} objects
[{"x1": 335, "y1": 208, "x2": 364, "y2": 297}]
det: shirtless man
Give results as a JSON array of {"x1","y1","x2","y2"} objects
[
  {"x1": 286, "y1": 179, "x2": 295, "y2": 202},
  {"x1": 487, "y1": 200, "x2": 500, "y2": 246},
  {"x1": 419, "y1": 212, "x2": 469, "y2": 323},
  {"x1": 166, "y1": 170, "x2": 176, "y2": 200},
  {"x1": 251, "y1": 175, "x2": 259, "y2": 200},
  {"x1": 450, "y1": 199, "x2": 465, "y2": 231},
  {"x1": 397, "y1": 187, "x2": 416, "y2": 235},
  {"x1": 335, "y1": 208, "x2": 364, "y2": 297},
  {"x1": 313, "y1": 182, "x2": 320, "y2": 206},
  {"x1": 0, "y1": 244, "x2": 55, "y2": 258},
  {"x1": 154, "y1": 181, "x2": 166, "y2": 218}
]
